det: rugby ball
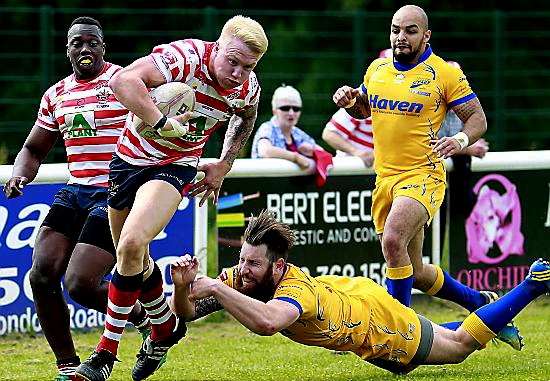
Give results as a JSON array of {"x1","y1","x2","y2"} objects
[{"x1": 133, "y1": 82, "x2": 196, "y2": 139}]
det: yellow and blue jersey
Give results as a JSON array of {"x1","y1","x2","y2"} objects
[
  {"x1": 361, "y1": 45, "x2": 476, "y2": 178},
  {"x1": 220, "y1": 263, "x2": 424, "y2": 364}
]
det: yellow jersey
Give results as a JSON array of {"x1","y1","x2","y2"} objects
[
  {"x1": 220, "y1": 263, "x2": 423, "y2": 364},
  {"x1": 361, "y1": 46, "x2": 476, "y2": 178}
]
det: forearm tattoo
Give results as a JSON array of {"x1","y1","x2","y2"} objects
[
  {"x1": 221, "y1": 106, "x2": 257, "y2": 165},
  {"x1": 346, "y1": 93, "x2": 371, "y2": 120},
  {"x1": 191, "y1": 296, "x2": 224, "y2": 321}
]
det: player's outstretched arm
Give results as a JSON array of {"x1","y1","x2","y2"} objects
[
  {"x1": 170, "y1": 254, "x2": 201, "y2": 320},
  {"x1": 189, "y1": 276, "x2": 300, "y2": 336}
]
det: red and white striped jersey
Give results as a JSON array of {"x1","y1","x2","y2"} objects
[
  {"x1": 325, "y1": 108, "x2": 374, "y2": 156},
  {"x1": 116, "y1": 39, "x2": 261, "y2": 167},
  {"x1": 34, "y1": 62, "x2": 127, "y2": 187}
]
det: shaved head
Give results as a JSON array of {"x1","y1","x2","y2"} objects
[
  {"x1": 393, "y1": 5, "x2": 429, "y2": 31},
  {"x1": 389, "y1": 4, "x2": 431, "y2": 64}
]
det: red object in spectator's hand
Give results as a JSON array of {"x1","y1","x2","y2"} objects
[{"x1": 312, "y1": 149, "x2": 334, "y2": 187}]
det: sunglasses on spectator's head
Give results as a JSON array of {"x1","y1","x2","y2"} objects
[{"x1": 278, "y1": 105, "x2": 301, "y2": 112}]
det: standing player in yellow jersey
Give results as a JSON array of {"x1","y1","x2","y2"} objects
[
  {"x1": 169, "y1": 210, "x2": 548, "y2": 374},
  {"x1": 333, "y1": 5, "x2": 489, "y2": 309}
]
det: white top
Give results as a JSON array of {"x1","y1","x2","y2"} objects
[{"x1": 325, "y1": 108, "x2": 374, "y2": 157}]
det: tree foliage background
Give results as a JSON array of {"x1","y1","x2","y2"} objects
[{"x1": 2, "y1": 0, "x2": 550, "y2": 163}]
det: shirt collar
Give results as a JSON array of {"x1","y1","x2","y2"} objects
[{"x1": 393, "y1": 44, "x2": 433, "y2": 71}]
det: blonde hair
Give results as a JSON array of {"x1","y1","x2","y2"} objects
[{"x1": 219, "y1": 15, "x2": 268, "y2": 58}]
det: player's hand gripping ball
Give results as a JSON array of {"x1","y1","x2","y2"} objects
[{"x1": 133, "y1": 82, "x2": 196, "y2": 140}]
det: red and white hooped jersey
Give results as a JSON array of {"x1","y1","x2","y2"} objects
[
  {"x1": 116, "y1": 38, "x2": 261, "y2": 167},
  {"x1": 34, "y1": 62, "x2": 127, "y2": 187},
  {"x1": 325, "y1": 108, "x2": 374, "y2": 156}
]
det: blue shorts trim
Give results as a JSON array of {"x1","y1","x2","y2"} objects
[{"x1": 108, "y1": 153, "x2": 197, "y2": 210}]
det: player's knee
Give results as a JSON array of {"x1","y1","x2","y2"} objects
[
  {"x1": 382, "y1": 233, "x2": 406, "y2": 258},
  {"x1": 29, "y1": 261, "x2": 62, "y2": 290},
  {"x1": 117, "y1": 233, "x2": 149, "y2": 258},
  {"x1": 64, "y1": 272, "x2": 93, "y2": 304},
  {"x1": 29, "y1": 267, "x2": 47, "y2": 290}
]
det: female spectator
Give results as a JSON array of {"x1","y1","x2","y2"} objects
[{"x1": 251, "y1": 85, "x2": 326, "y2": 170}]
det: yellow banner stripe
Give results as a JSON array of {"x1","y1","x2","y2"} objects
[{"x1": 217, "y1": 213, "x2": 245, "y2": 228}]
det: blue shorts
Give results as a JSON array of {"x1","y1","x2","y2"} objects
[
  {"x1": 45, "y1": 183, "x2": 108, "y2": 222},
  {"x1": 42, "y1": 183, "x2": 115, "y2": 254},
  {"x1": 108, "y1": 153, "x2": 197, "y2": 210}
]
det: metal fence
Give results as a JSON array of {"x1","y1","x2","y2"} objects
[{"x1": 2, "y1": 7, "x2": 550, "y2": 162}]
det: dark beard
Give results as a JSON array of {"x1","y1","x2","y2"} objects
[
  {"x1": 394, "y1": 50, "x2": 418, "y2": 64},
  {"x1": 235, "y1": 271, "x2": 276, "y2": 303}
]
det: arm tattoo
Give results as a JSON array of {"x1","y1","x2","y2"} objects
[
  {"x1": 345, "y1": 92, "x2": 371, "y2": 120},
  {"x1": 452, "y1": 97, "x2": 487, "y2": 141},
  {"x1": 453, "y1": 98, "x2": 481, "y2": 122},
  {"x1": 220, "y1": 105, "x2": 257, "y2": 165},
  {"x1": 191, "y1": 296, "x2": 224, "y2": 321}
]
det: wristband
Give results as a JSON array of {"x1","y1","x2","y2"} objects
[
  {"x1": 344, "y1": 97, "x2": 356, "y2": 108},
  {"x1": 452, "y1": 131, "x2": 469, "y2": 150},
  {"x1": 153, "y1": 115, "x2": 168, "y2": 133}
]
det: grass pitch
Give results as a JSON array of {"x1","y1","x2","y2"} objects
[{"x1": 1, "y1": 296, "x2": 549, "y2": 381}]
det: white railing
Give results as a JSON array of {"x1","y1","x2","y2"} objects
[
  {"x1": 2, "y1": 150, "x2": 550, "y2": 268},
  {"x1": 3, "y1": 151, "x2": 549, "y2": 184}
]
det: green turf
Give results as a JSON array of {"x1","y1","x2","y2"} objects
[{"x1": 1, "y1": 296, "x2": 549, "y2": 381}]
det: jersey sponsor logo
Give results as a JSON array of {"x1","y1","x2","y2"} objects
[
  {"x1": 409, "y1": 79, "x2": 432, "y2": 96},
  {"x1": 189, "y1": 116, "x2": 208, "y2": 135},
  {"x1": 64, "y1": 111, "x2": 98, "y2": 138},
  {"x1": 410, "y1": 78, "x2": 431, "y2": 89},
  {"x1": 368, "y1": 94, "x2": 423, "y2": 113},
  {"x1": 409, "y1": 90, "x2": 431, "y2": 97},
  {"x1": 180, "y1": 133, "x2": 205, "y2": 143}
]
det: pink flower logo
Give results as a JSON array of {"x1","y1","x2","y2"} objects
[{"x1": 465, "y1": 174, "x2": 525, "y2": 264}]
